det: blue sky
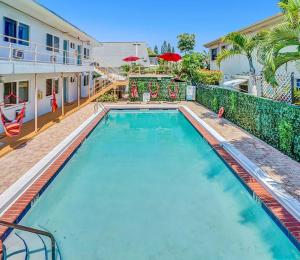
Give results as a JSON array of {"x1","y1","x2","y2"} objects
[{"x1": 38, "y1": 0, "x2": 280, "y2": 51}]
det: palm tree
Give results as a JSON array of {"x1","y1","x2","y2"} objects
[
  {"x1": 258, "y1": 0, "x2": 300, "y2": 85},
  {"x1": 216, "y1": 32, "x2": 264, "y2": 76}
]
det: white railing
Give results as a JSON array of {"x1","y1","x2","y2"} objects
[
  {"x1": 0, "y1": 34, "x2": 93, "y2": 66},
  {"x1": 0, "y1": 34, "x2": 129, "y2": 84}
]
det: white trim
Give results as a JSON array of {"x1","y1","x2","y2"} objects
[
  {"x1": 181, "y1": 105, "x2": 300, "y2": 222},
  {"x1": 0, "y1": 108, "x2": 102, "y2": 216}
]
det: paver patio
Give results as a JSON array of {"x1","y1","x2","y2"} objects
[{"x1": 185, "y1": 101, "x2": 300, "y2": 201}]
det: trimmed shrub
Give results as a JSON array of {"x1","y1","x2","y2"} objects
[
  {"x1": 97, "y1": 93, "x2": 118, "y2": 102},
  {"x1": 196, "y1": 85, "x2": 300, "y2": 162},
  {"x1": 129, "y1": 77, "x2": 187, "y2": 101},
  {"x1": 194, "y1": 69, "x2": 223, "y2": 85}
]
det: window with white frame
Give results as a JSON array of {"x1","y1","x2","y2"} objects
[
  {"x1": 3, "y1": 81, "x2": 29, "y2": 106},
  {"x1": 46, "y1": 34, "x2": 60, "y2": 52},
  {"x1": 70, "y1": 42, "x2": 75, "y2": 49},
  {"x1": 83, "y1": 75, "x2": 89, "y2": 86},
  {"x1": 46, "y1": 78, "x2": 59, "y2": 96},
  {"x1": 4, "y1": 17, "x2": 30, "y2": 46},
  {"x1": 84, "y1": 48, "x2": 90, "y2": 59}
]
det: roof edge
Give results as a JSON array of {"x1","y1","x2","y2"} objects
[{"x1": 203, "y1": 13, "x2": 283, "y2": 48}]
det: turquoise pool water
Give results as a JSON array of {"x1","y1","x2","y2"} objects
[{"x1": 18, "y1": 110, "x2": 299, "y2": 259}]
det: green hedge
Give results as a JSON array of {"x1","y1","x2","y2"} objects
[
  {"x1": 129, "y1": 77, "x2": 186, "y2": 101},
  {"x1": 196, "y1": 85, "x2": 300, "y2": 162}
]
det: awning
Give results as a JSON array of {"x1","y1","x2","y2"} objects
[{"x1": 223, "y1": 79, "x2": 248, "y2": 87}]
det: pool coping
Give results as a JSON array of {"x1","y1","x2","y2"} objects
[
  {"x1": 179, "y1": 106, "x2": 300, "y2": 249},
  {"x1": 0, "y1": 105, "x2": 299, "y2": 254}
]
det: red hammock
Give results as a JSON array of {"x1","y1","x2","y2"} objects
[
  {"x1": 51, "y1": 90, "x2": 58, "y2": 112},
  {"x1": 130, "y1": 82, "x2": 139, "y2": 98},
  {"x1": 148, "y1": 82, "x2": 160, "y2": 99},
  {"x1": 0, "y1": 93, "x2": 26, "y2": 137},
  {"x1": 168, "y1": 82, "x2": 179, "y2": 100}
]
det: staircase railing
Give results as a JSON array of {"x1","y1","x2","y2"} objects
[{"x1": 0, "y1": 220, "x2": 57, "y2": 260}]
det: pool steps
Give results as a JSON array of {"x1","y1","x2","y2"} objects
[{"x1": 3, "y1": 231, "x2": 61, "y2": 259}]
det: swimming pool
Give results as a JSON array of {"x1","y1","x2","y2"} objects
[{"x1": 5, "y1": 110, "x2": 300, "y2": 259}]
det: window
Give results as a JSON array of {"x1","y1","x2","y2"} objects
[
  {"x1": 4, "y1": 17, "x2": 17, "y2": 43},
  {"x1": 54, "y1": 36, "x2": 59, "y2": 52},
  {"x1": 4, "y1": 82, "x2": 17, "y2": 105},
  {"x1": 18, "y1": 23, "x2": 29, "y2": 46},
  {"x1": 70, "y1": 42, "x2": 75, "y2": 49},
  {"x1": 3, "y1": 81, "x2": 29, "y2": 106},
  {"x1": 83, "y1": 75, "x2": 89, "y2": 86},
  {"x1": 46, "y1": 34, "x2": 59, "y2": 52},
  {"x1": 18, "y1": 81, "x2": 29, "y2": 102},
  {"x1": 211, "y1": 48, "x2": 218, "y2": 61},
  {"x1": 84, "y1": 48, "x2": 90, "y2": 59},
  {"x1": 46, "y1": 78, "x2": 59, "y2": 96},
  {"x1": 4, "y1": 17, "x2": 30, "y2": 45},
  {"x1": 46, "y1": 79, "x2": 52, "y2": 96},
  {"x1": 297, "y1": 79, "x2": 300, "y2": 89}
]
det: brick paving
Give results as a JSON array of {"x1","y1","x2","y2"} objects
[
  {"x1": 185, "y1": 102, "x2": 300, "y2": 201},
  {"x1": 0, "y1": 104, "x2": 95, "y2": 194}
]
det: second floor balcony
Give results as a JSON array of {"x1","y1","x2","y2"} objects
[{"x1": 0, "y1": 34, "x2": 94, "y2": 75}]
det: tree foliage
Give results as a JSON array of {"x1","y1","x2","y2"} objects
[
  {"x1": 257, "y1": 0, "x2": 300, "y2": 85},
  {"x1": 177, "y1": 33, "x2": 196, "y2": 54},
  {"x1": 217, "y1": 32, "x2": 265, "y2": 76}
]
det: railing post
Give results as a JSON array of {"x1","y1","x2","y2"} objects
[
  {"x1": 8, "y1": 42, "x2": 12, "y2": 61},
  {"x1": 291, "y1": 72, "x2": 295, "y2": 104},
  {"x1": 34, "y1": 43, "x2": 38, "y2": 63}
]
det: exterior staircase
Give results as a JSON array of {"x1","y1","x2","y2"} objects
[{"x1": 92, "y1": 64, "x2": 128, "y2": 99}]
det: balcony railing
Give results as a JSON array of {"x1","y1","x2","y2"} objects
[{"x1": 0, "y1": 34, "x2": 93, "y2": 66}]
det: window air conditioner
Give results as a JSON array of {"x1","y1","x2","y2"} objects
[
  {"x1": 13, "y1": 49, "x2": 24, "y2": 59},
  {"x1": 50, "y1": 55, "x2": 57, "y2": 63}
]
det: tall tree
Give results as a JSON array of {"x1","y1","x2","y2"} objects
[
  {"x1": 154, "y1": 45, "x2": 159, "y2": 54},
  {"x1": 167, "y1": 43, "x2": 172, "y2": 52},
  {"x1": 172, "y1": 46, "x2": 175, "y2": 53},
  {"x1": 161, "y1": 41, "x2": 168, "y2": 54},
  {"x1": 177, "y1": 33, "x2": 196, "y2": 54},
  {"x1": 258, "y1": 0, "x2": 300, "y2": 85},
  {"x1": 217, "y1": 32, "x2": 265, "y2": 76}
]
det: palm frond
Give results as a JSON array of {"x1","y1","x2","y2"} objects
[{"x1": 216, "y1": 48, "x2": 241, "y2": 67}]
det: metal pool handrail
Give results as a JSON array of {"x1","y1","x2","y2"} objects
[{"x1": 0, "y1": 220, "x2": 56, "y2": 260}]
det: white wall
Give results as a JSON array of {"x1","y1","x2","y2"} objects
[
  {"x1": 0, "y1": 2, "x2": 92, "y2": 65},
  {"x1": 209, "y1": 44, "x2": 300, "y2": 80},
  {"x1": 93, "y1": 42, "x2": 150, "y2": 68}
]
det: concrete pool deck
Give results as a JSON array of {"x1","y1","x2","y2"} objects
[{"x1": 0, "y1": 101, "x2": 299, "y2": 202}]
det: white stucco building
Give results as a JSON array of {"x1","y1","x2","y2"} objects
[
  {"x1": 204, "y1": 13, "x2": 300, "y2": 96},
  {"x1": 93, "y1": 42, "x2": 150, "y2": 68},
  {"x1": 0, "y1": 0, "x2": 150, "y2": 135}
]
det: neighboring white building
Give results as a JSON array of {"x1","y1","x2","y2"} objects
[
  {"x1": 204, "y1": 13, "x2": 300, "y2": 96},
  {"x1": 93, "y1": 42, "x2": 150, "y2": 68}
]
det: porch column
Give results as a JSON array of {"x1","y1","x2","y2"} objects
[
  {"x1": 34, "y1": 74, "x2": 38, "y2": 132},
  {"x1": 61, "y1": 73, "x2": 65, "y2": 116},
  {"x1": 77, "y1": 73, "x2": 80, "y2": 107},
  {"x1": 88, "y1": 71, "x2": 91, "y2": 99}
]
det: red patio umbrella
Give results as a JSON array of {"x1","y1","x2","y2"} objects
[
  {"x1": 158, "y1": 52, "x2": 182, "y2": 62},
  {"x1": 123, "y1": 56, "x2": 140, "y2": 62}
]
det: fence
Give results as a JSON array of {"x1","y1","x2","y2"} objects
[
  {"x1": 196, "y1": 85, "x2": 300, "y2": 162},
  {"x1": 257, "y1": 72, "x2": 295, "y2": 104}
]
